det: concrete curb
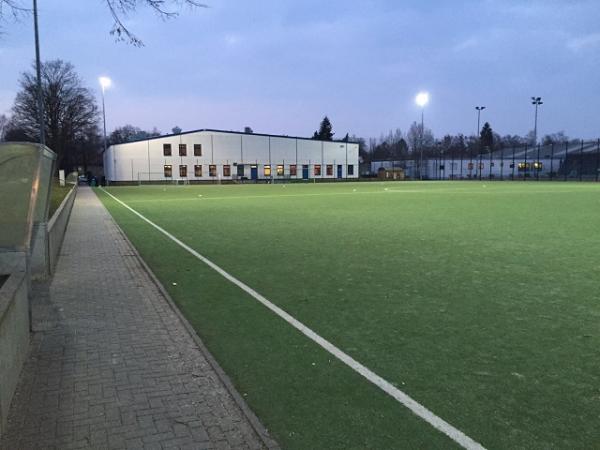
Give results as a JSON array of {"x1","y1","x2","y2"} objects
[{"x1": 105, "y1": 206, "x2": 281, "y2": 450}]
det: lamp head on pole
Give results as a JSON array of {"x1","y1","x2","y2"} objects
[
  {"x1": 475, "y1": 106, "x2": 486, "y2": 111},
  {"x1": 531, "y1": 96, "x2": 543, "y2": 105},
  {"x1": 415, "y1": 91, "x2": 430, "y2": 108},
  {"x1": 99, "y1": 76, "x2": 112, "y2": 91}
]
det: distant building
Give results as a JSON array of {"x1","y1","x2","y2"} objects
[{"x1": 103, "y1": 129, "x2": 359, "y2": 183}]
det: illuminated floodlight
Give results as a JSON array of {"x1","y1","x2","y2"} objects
[
  {"x1": 415, "y1": 91, "x2": 430, "y2": 107},
  {"x1": 99, "y1": 76, "x2": 112, "y2": 90}
]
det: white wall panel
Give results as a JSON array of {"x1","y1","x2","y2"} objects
[{"x1": 106, "y1": 130, "x2": 359, "y2": 181}]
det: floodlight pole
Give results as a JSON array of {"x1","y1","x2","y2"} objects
[
  {"x1": 475, "y1": 106, "x2": 486, "y2": 179},
  {"x1": 531, "y1": 97, "x2": 543, "y2": 145},
  {"x1": 33, "y1": 0, "x2": 45, "y2": 146},
  {"x1": 101, "y1": 84, "x2": 108, "y2": 155},
  {"x1": 420, "y1": 108, "x2": 424, "y2": 180}
]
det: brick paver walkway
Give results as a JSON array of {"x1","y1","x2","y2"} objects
[{"x1": 1, "y1": 187, "x2": 274, "y2": 450}]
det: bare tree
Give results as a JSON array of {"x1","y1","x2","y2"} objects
[{"x1": 9, "y1": 59, "x2": 100, "y2": 169}]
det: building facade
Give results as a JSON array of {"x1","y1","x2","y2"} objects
[{"x1": 103, "y1": 129, "x2": 359, "y2": 183}]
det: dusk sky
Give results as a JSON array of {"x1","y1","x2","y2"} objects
[{"x1": 1, "y1": 0, "x2": 599, "y2": 140}]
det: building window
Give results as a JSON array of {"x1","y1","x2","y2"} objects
[
  {"x1": 179, "y1": 165, "x2": 187, "y2": 177},
  {"x1": 209, "y1": 165, "x2": 217, "y2": 177},
  {"x1": 347, "y1": 164, "x2": 354, "y2": 175},
  {"x1": 326, "y1": 164, "x2": 333, "y2": 176},
  {"x1": 237, "y1": 164, "x2": 244, "y2": 177},
  {"x1": 290, "y1": 164, "x2": 297, "y2": 176},
  {"x1": 264, "y1": 165, "x2": 271, "y2": 177},
  {"x1": 223, "y1": 165, "x2": 231, "y2": 176},
  {"x1": 163, "y1": 144, "x2": 172, "y2": 156},
  {"x1": 533, "y1": 161, "x2": 543, "y2": 170},
  {"x1": 518, "y1": 162, "x2": 530, "y2": 171},
  {"x1": 194, "y1": 144, "x2": 202, "y2": 156},
  {"x1": 276, "y1": 164, "x2": 284, "y2": 176},
  {"x1": 194, "y1": 165, "x2": 202, "y2": 177},
  {"x1": 314, "y1": 164, "x2": 321, "y2": 176},
  {"x1": 179, "y1": 144, "x2": 187, "y2": 156},
  {"x1": 164, "y1": 165, "x2": 172, "y2": 177}
]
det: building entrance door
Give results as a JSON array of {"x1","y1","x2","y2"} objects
[
  {"x1": 302, "y1": 165, "x2": 309, "y2": 179},
  {"x1": 251, "y1": 165, "x2": 258, "y2": 180},
  {"x1": 337, "y1": 165, "x2": 343, "y2": 179}
]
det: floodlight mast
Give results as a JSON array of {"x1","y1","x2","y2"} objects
[
  {"x1": 531, "y1": 96, "x2": 543, "y2": 145},
  {"x1": 99, "y1": 77, "x2": 111, "y2": 156},
  {"x1": 33, "y1": 0, "x2": 45, "y2": 146},
  {"x1": 99, "y1": 77, "x2": 112, "y2": 182},
  {"x1": 475, "y1": 106, "x2": 486, "y2": 137},
  {"x1": 415, "y1": 92, "x2": 430, "y2": 180}
]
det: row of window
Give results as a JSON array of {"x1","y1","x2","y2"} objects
[
  {"x1": 163, "y1": 143, "x2": 202, "y2": 157},
  {"x1": 161, "y1": 145, "x2": 355, "y2": 171},
  {"x1": 162, "y1": 164, "x2": 355, "y2": 178}
]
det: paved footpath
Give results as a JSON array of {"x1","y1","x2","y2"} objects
[{"x1": 1, "y1": 187, "x2": 275, "y2": 450}]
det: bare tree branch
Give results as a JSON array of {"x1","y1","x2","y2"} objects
[
  {"x1": 0, "y1": 1, "x2": 207, "y2": 45},
  {"x1": 104, "y1": 0, "x2": 208, "y2": 46},
  {"x1": 0, "y1": 0, "x2": 30, "y2": 34}
]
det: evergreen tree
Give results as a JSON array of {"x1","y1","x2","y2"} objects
[
  {"x1": 313, "y1": 116, "x2": 334, "y2": 141},
  {"x1": 480, "y1": 122, "x2": 494, "y2": 151}
]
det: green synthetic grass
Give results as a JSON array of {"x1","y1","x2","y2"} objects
[{"x1": 96, "y1": 181, "x2": 600, "y2": 449}]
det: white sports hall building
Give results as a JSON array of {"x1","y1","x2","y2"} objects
[{"x1": 103, "y1": 129, "x2": 359, "y2": 183}]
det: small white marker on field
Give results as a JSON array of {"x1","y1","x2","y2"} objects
[{"x1": 172, "y1": 282, "x2": 177, "y2": 286}]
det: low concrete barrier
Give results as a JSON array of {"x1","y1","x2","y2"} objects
[
  {"x1": 0, "y1": 253, "x2": 29, "y2": 438},
  {"x1": 47, "y1": 184, "x2": 77, "y2": 274}
]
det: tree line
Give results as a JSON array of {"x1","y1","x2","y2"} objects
[{"x1": 309, "y1": 116, "x2": 584, "y2": 164}]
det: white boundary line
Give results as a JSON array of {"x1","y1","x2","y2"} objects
[{"x1": 99, "y1": 187, "x2": 486, "y2": 450}]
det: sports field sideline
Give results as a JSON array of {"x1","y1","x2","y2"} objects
[{"x1": 96, "y1": 181, "x2": 600, "y2": 449}]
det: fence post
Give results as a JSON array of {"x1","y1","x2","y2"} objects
[
  {"x1": 512, "y1": 146, "x2": 515, "y2": 180},
  {"x1": 596, "y1": 139, "x2": 600, "y2": 182},
  {"x1": 564, "y1": 142, "x2": 568, "y2": 181},
  {"x1": 536, "y1": 144, "x2": 540, "y2": 181},
  {"x1": 579, "y1": 140, "x2": 584, "y2": 181},
  {"x1": 524, "y1": 144, "x2": 528, "y2": 181},
  {"x1": 500, "y1": 147, "x2": 503, "y2": 180},
  {"x1": 550, "y1": 143, "x2": 554, "y2": 180}
]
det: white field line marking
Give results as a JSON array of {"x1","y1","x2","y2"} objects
[
  {"x1": 121, "y1": 186, "x2": 594, "y2": 204},
  {"x1": 121, "y1": 187, "x2": 560, "y2": 204},
  {"x1": 99, "y1": 187, "x2": 486, "y2": 450}
]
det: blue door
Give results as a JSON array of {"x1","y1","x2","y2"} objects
[
  {"x1": 251, "y1": 165, "x2": 258, "y2": 180},
  {"x1": 337, "y1": 164, "x2": 343, "y2": 179},
  {"x1": 302, "y1": 165, "x2": 309, "y2": 179}
]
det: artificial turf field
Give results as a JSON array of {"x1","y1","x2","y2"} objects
[{"x1": 96, "y1": 181, "x2": 600, "y2": 449}]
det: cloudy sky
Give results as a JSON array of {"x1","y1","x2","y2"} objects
[{"x1": 1, "y1": 0, "x2": 599, "y2": 140}]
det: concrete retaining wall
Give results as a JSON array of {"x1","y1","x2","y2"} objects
[
  {"x1": 0, "y1": 253, "x2": 29, "y2": 438},
  {"x1": 48, "y1": 185, "x2": 77, "y2": 274}
]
